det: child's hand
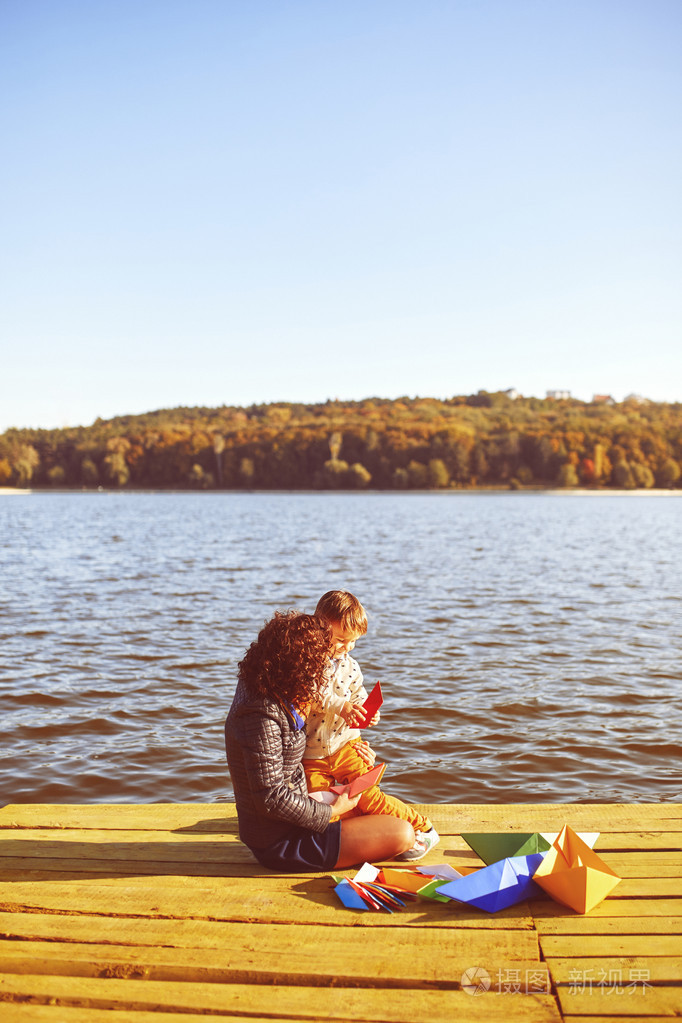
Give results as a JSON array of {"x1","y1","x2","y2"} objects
[
  {"x1": 340, "y1": 701, "x2": 367, "y2": 727},
  {"x1": 367, "y1": 710, "x2": 380, "y2": 727},
  {"x1": 353, "y1": 739, "x2": 376, "y2": 766}
]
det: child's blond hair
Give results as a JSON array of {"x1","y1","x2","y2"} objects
[{"x1": 315, "y1": 590, "x2": 368, "y2": 636}]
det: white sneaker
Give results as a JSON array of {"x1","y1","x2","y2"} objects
[{"x1": 397, "y1": 827, "x2": 440, "y2": 862}]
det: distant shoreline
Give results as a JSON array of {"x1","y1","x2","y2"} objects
[{"x1": 3, "y1": 486, "x2": 681, "y2": 497}]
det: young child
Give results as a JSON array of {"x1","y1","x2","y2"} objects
[{"x1": 302, "y1": 589, "x2": 439, "y2": 861}]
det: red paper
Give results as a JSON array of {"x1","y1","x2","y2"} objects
[
  {"x1": 330, "y1": 762, "x2": 386, "y2": 797},
  {"x1": 359, "y1": 680, "x2": 383, "y2": 727}
]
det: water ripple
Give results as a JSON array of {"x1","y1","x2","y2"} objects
[{"x1": 1, "y1": 490, "x2": 681, "y2": 805}]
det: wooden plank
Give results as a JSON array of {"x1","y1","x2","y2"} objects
[
  {"x1": 0, "y1": 865, "x2": 606, "y2": 889},
  {"x1": 0, "y1": 833, "x2": 664, "y2": 874},
  {"x1": 537, "y1": 917, "x2": 682, "y2": 936},
  {"x1": 0, "y1": 861, "x2": 266, "y2": 878},
  {"x1": 542, "y1": 935, "x2": 682, "y2": 957},
  {"x1": 564, "y1": 1018, "x2": 674, "y2": 1023},
  {"x1": 0, "y1": 829, "x2": 245, "y2": 848},
  {"x1": 425, "y1": 833, "x2": 679, "y2": 853},
  {"x1": 3, "y1": 829, "x2": 675, "y2": 859},
  {"x1": 0, "y1": 878, "x2": 535, "y2": 928},
  {"x1": 0, "y1": 831, "x2": 256, "y2": 864},
  {"x1": 0, "y1": 805, "x2": 239, "y2": 832},
  {"x1": 566, "y1": 878, "x2": 681, "y2": 898},
  {"x1": 533, "y1": 899, "x2": 682, "y2": 919},
  {"x1": 1, "y1": 850, "x2": 677, "y2": 882},
  {"x1": 3, "y1": 802, "x2": 681, "y2": 832},
  {"x1": 574, "y1": 833, "x2": 682, "y2": 852},
  {"x1": 0, "y1": 911, "x2": 539, "y2": 960},
  {"x1": 0, "y1": 937, "x2": 543, "y2": 989},
  {"x1": 0, "y1": 862, "x2": 583, "y2": 888},
  {"x1": 0, "y1": 974, "x2": 563, "y2": 1021},
  {"x1": 411, "y1": 804, "x2": 682, "y2": 833},
  {"x1": 602, "y1": 853, "x2": 682, "y2": 878},
  {"x1": 548, "y1": 956, "x2": 682, "y2": 983},
  {"x1": 6, "y1": 1016, "x2": 668, "y2": 1023},
  {"x1": 0, "y1": 1009, "x2": 274, "y2": 1023},
  {"x1": 0, "y1": 842, "x2": 670, "y2": 893},
  {"x1": 555, "y1": 981, "x2": 679, "y2": 1018}
]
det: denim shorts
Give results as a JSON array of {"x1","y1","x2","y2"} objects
[{"x1": 250, "y1": 820, "x2": 342, "y2": 872}]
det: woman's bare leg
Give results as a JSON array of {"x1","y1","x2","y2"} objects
[{"x1": 335, "y1": 815, "x2": 414, "y2": 869}]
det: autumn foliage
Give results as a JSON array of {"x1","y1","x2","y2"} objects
[{"x1": 1, "y1": 392, "x2": 681, "y2": 491}]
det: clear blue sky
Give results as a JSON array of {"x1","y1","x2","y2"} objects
[{"x1": 1, "y1": 0, "x2": 680, "y2": 431}]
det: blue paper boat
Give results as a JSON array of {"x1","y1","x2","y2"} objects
[{"x1": 435, "y1": 853, "x2": 546, "y2": 913}]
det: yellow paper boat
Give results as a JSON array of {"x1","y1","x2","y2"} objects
[{"x1": 532, "y1": 824, "x2": 621, "y2": 914}]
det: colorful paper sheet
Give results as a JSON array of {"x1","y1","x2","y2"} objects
[
  {"x1": 309, "y1": 789, "x2": 337, "y2": 805},
  {"x1": 334, "y1": 879, "x2": 371, "y2": 910},
  {"x1": 379, "y1": 868, "x2": 436, "y2": 894},
  {"x1": 330, "y1": 761, "x2": 386, "y2": 797},
  {"x1": 332, "y1": 862, "x2": 417, "y2": 912},
  {"x1": 435, "y1": 853, "x2": 546, "y2": 913},
  {"x1": 532, "y1": 824, "x2": 621, "y2": 914},
  {"x1": 358, "y1": 680, "x2": 383, "y2": 726},
  {"x1": 416, "y1": 864, "x2": 474, "y2": 880},
  {"x1": 354, "y1": 862, "x2": 380, "y2": 883},
  {"x1": 414, "y1": 877, "x2": 452, "y2": 902}
]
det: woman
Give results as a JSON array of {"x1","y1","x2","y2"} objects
[{"x1": 225, "y1": 610, "x2": 414, "y2": 872}]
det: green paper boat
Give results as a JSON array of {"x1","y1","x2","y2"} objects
[{"x1": 461, "y1": 832, "x2": 552, "y2": 864}]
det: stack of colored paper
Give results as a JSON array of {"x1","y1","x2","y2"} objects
[
  {"x1": 333, "y1": 862, "x2": 478, "y2": 910},
  {"x1": 333, "y1": 863, "x2": 420, "y2": 912}
]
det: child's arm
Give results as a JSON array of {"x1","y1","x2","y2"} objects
[
  {"x1": 352, "y1": 738, "x2": 376, "y2": 766},
  {"x1": 339, "y1": 701, "x2": 368, "y2": 727},
  {"x1": 339, "y1": 676, "x2": 381, "y2": 728},
  {"x1": 337, "y1": 658, "x2": 373, "y2": 726}
]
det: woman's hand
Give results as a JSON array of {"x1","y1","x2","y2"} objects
[
  {"x1": 330, "y1": 791, "x2": 361, "y2": 819},
  {"x1": 340, "y1": 701, "x2": 367, "y2": 727}
]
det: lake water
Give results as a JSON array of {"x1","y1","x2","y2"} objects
[{"x1": 1, "y1": 490, "x2": 680, "y2": 807}]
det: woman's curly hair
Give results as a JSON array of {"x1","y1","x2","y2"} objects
[{"x1": 238, "y1": 610, "x2": 332, "y2": 707}]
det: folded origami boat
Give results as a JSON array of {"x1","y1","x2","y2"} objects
[
  {"x1": 460, "y1": 831, "x2": 600, "y2": 865},
  {"x1": 460, "y1": 832, "x2": 551, "y2": 864},
  {"x1": 531, "y1": 824, "x2": 621, "y2": 914},
  {"x1": 435, "y1": 853, "x2": 547, "y2": 913}
]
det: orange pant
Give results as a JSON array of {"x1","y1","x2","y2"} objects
[{"x1": 303, "y1": 739, "x2": 431, "y2": 832}]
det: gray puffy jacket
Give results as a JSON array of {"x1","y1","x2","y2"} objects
[{"x1": 224, "y1": 677, "x2": 333, "y2": 851}]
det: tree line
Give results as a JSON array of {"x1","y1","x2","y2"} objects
[{"x1": 1, "y1": 392, "x2": 681, "y2": 491}]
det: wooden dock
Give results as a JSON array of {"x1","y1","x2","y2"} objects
[{"x1": 0, "y1": 802, "x2": 680, "y2": 1021}]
